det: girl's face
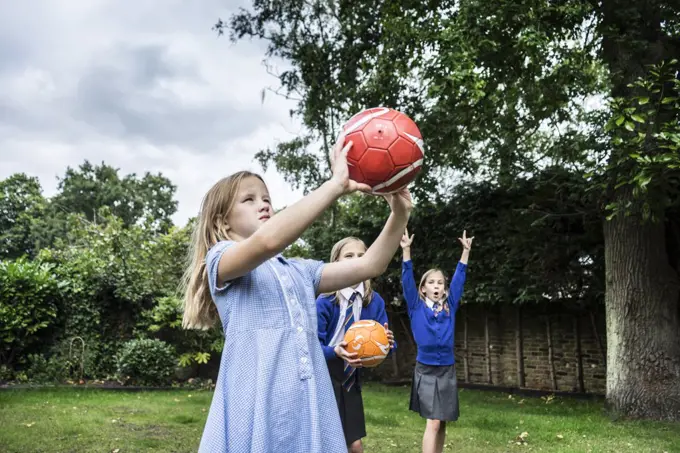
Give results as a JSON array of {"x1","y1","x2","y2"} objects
[
  {"x1": 225, "y1": 176, "x2": 273, "y2": 241},
  {"x1": 421, "y1": 270, "x2": 446, "y2": 302},
  {"x1": 337, "y1": 240, "x2": 366, "y2": 262}
]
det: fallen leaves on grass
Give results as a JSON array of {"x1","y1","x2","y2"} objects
[{"x1": 512, "y1": 431, "x2": 529, "y2": 446}]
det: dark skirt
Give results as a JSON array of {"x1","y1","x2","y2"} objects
[
  {"x1": 328, "y1": 358, "x2": 366, "y2": 445},
  {"x1": 409, "y1": 361, "x2": 460, "y2": 421}
]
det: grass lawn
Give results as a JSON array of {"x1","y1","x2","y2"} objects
[{"x1": 0, "y1": 384, "x2": 678, "y2": 452}]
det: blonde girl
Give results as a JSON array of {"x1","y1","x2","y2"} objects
[
  {"x1": 400, "y1": 228, "x2": 473, "y2": 453},
  {"x1": 316, "y1": 236, "x2": 396, "y2": 453},
  {"x1": 182, "y1": 134, "x2": 412, "y2": 453}
]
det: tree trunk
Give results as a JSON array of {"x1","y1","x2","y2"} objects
[
  {"x1": 603, "y1": 204, "x2": 680, "y2": 420},
  {"x1": 599, "y1": 0, "x2": 680, "y2": 420}
]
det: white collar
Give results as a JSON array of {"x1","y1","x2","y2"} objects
[
  {"x1": 329, "y1": 282, "x2": 365, "y2": 347},
  {"x1": 424, "y1": 297, "x2": 443, "y2": 309},
  {"x1": 340, "y1": 281, "x2": 365, "y2": 301}
]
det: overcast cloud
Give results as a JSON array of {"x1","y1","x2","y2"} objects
[{"x1": 0, "y1": 0, "x2": 305, "y2": 225}]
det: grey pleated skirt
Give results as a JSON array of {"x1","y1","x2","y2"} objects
[{"x1": 409, "y1": 361, "x2": 460, "y2": 421}]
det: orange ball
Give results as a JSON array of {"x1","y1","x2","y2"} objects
[{"x1": 343, "y1": 320, "x2": 390, "y2": 368}]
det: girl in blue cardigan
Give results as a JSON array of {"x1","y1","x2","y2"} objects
[
  {"x1": 401, "y1": 228, "x2": 473, "y2": 453},
  {"x1": 317, "y1": 236, "x2": 395, "y2": 453}
]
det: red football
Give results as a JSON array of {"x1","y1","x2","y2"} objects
[{"x1": 342, "y1": 107, "x2": 424, "y2": 194}]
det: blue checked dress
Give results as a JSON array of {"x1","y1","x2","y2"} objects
[{"x1": 198, "y1": 240, "x2": 347, "y2": 453}]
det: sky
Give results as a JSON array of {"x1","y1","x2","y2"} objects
[{"x1": 0, "y1": 0, "x2": 305, "y2": 226}]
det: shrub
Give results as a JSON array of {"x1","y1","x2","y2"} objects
[
  {"x1": 0, "y1": 259, "x2": 59, "y2": 368},
  {"x1": 116, "y1": 338, "x2": 175, "y2": 386}
]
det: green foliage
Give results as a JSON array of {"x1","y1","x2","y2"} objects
[
  {"x1": 256, "y1": 136, "x2": 324, "y2": 193},
  {"x1": 295, "y1": 168, "x2": 603, "y2": 307},
  {"x1": 224, "y1": 0, "x2": 677, "y2": 226},
  {"x1": 0, "y1": 365, "x2": 13, "y2": 381},
  {"x1": 33, "y1": 213, "x2": 192, "y2": 378},
  {"x1": 296, "y1": 194, "x2": 390, "y2": 261},
  {"x1": 115, "y1": 338, "x2": 176, "y2": 386},
  {"x1": 226, "y1": 0, "x2": 680, "y2": 418},
  {"x1": 0, "y1": 259, "x2": 59, "y2": 368},
  {"x1": 36, "y1": 219, "x2": 136, "y2": 377},
  {"x1": 602, "y1": 60, "x2": 680, "y2": 221},
  {"x1": 0, "y1": 162, "x2": 194, "y2": 383},
  {"x1": 25, "y1": 353, "x2": 68, "y2": 383},
  {"x1": 51, "y1": 160, "x2": 178, "y2": 234},
  {"x1": 0, "y1": 161, "x2": 180, "y2": 263},
  {"x1": 0, "y1": 209, "x2": 190, "y2": 380},
  {"x1": 410, "y1": 169, "x2": 603, "y2": 307},
  {"x1": 226, "y1": 1, "x2": 680, "y2": 281},
  {"x1": 223, "y1": 0, "x2": 435, "y2": 194},
  {"x1": 225, "y1": 0, "x2": 608, "y2": 197},
  {"x1": 422, "y1": 0, "x2": 606, "y2": 179},
  {"x1": 138, "y1": 296, "x2": 223, "y2": 369},
  {"x1": 0, "y1": 174, "x2": 47, "y2": 259}
]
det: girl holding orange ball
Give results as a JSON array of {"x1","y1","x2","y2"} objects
[{"x1": 317, "y1": 236, "x2": 396, "y2": 453}]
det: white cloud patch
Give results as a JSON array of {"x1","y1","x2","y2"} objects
[{"x1": 0, "y1": 0, "x2": 306, "y2": 224}]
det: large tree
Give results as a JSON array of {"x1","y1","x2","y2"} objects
[
  {"x1": 224, "y1": 0, "x2": 680, "y2": 418},
  {"x1": 50, "y1": 160, "x2": 178, "y2": 234}
]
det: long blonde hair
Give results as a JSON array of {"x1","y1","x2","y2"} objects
[
  {"x1": 325, "y1": 237, "x2": 374, "y2": 305},
  {"x1": 418, "y1": 268, "x2": 448, "y2": 301},
  {"x1": 181, "y1": 171, "x2": 265, "y2": 329}
]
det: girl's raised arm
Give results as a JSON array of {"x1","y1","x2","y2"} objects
[
  {"x1": 318, "y1": 191, "x2": 412, "y2": 293},
  {"x1": 400, "y1": 229, "x2": 420, "y2": 312},
  {"x1": 216, "y1": 135, "x2": 371, "y2": 286}
]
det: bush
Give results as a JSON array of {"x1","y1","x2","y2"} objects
[
  {"x1": 137, "y1": 296, "x2": 223, "y2": 371},
  {"x1": 0, "y1": 364, "x2": 13, "y2": 381},
  {"x1": 43, "y1": 337, "x2": 94, "y2": 382},
  {"x1": 26, "y1": 353, "x2": 68, "y2": 383},
  {"x1": 0, "y1": 259, "x2": 59, "y2": 368},
  {"x1": 116, "y1": 338, "x2": 176, "y2": 386}
]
